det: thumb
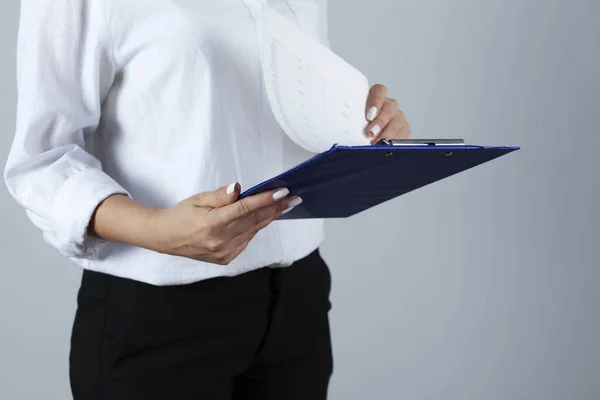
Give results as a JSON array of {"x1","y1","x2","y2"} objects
[{"x1": 192, "y1": 182, "x2": 240, "y2": 208}]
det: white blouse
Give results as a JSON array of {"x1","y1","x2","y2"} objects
[{"x1": 4, "y1": 0, "x2": 330, "y2": 285}]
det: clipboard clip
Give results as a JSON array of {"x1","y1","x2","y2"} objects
[{"x1": 375, "y1": 138, "x2": 466, "y2": 146}]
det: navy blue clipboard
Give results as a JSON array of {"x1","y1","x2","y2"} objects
[{"x1": 240, "y1": 141, "x2": 519, "y2": 219}]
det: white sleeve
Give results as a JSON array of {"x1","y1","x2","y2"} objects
[
  {"x1": 285, "y1": 0, "x2": 331, "y2": 48},
  {"x1": 4, "y1": 0, "x2": 131, "y2": 259}
]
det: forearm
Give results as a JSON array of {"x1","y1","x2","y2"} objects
[{"x1": 88, "y1": 194, "x2": 162, "y2": 252}]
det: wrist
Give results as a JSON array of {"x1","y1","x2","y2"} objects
[
  {"x1": 145, "y1": 207, "x2": 170, "y2": 254},
  {"x1": 90, "y1": 194, "x2": 165, "y2": 252}
]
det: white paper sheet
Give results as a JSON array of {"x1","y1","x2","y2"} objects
[{"x1": 261, "y1": 5, "x2": 372, "y2": 153}]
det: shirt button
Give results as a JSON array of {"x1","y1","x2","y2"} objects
[{"x1": 20, "y1": 191, "x2": 30, "y2": 203}]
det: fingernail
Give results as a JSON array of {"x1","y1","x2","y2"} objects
[
  {"x1": 273, "y1": 188, "x2": 290, "y2": 201},
  {"x1": 288, "y1": 196, "x2": 303, "y2": 208},
  {"x1": 370, "y1": 124, "x2": 381, "y2": 137},
  {"x1": 283, "y1": 198, "x2": 302, "y2": 215},
  {"x1": 226, "y1": 183, "x2": 237, "y2": 195},
  {"x1": 367, "y1": 106, "x2": 378, "y2": 122}
]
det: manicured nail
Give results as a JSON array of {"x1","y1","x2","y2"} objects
[
  {"x1": 367, "y1": 106, "x2": 378, "y2": 122},
  {"x1": 369, "y1": 124, "x2": 381, "y2": 137},
  {"x1": 288, "y1": 196, "x2": 303, "y2": 208},
  {"x1": 283, "y1": 198, "x2": 302, "y2": 214},
  {"x1": 226, "y1": 183, "x2": 237, "y2": 195},
  {"x1": 273, "y1": 188, "x2": 290, "y2": 200}
]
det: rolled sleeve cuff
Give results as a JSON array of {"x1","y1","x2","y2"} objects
[{"x1": 50, "y1": 168, "x2": 131, "y2": 258}]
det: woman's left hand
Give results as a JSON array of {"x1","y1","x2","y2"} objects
[{"x1": 365, "y1": 84, "x2": 411, "y2": 144}]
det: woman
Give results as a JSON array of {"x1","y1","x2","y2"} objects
[{"x1": 5, "y1": 0, "x2": 410, "y2": 398}]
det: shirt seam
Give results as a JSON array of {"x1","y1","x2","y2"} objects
[
  {"x1": 261, "y1": 4, "x2": 285, "y2": 264},
  {"x1": 241, "y1": 0, "x2": 285, "y2": 264},
  {"x1": 99, "y1": 0, "x2": 118, "y2": 71}
]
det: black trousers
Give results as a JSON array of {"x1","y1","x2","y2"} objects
[{"x1": 70, "y1": 249, "x2": 333, "y2": 399}]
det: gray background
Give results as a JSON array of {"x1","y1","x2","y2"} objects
[{"x1": 1, "y1": 0, "x2": 598, "y2": 399}]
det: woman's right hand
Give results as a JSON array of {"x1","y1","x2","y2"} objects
[{"x1": 150, "y1": 183, "x2": 301, "y2": 265}]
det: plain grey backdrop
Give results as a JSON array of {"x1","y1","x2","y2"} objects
[{"x1": 1, "y1": 0, "x2": 599, "y2": 399}]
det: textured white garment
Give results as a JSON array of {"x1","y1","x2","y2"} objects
[{"x1": 4, "y1": 0, "x2": 330, "y2": 285}]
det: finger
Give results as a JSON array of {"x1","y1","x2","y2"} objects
[
  {"x1": 217, "y1": 187, "x2": 290, "y2": 223},
  {"x1": 227, "y1": 196, "x2": 302, "y2": 236},
  {"x1": 213, "y1": 196, "x2": 302, "y2": 265},
  {"x1": 213, "y1": 213, "x2": 276, "y2": 265},
  {"x1": 373, "y1": 117, "x2": 411, "y2": 143},
  {"x1": 219, "y1": 239, "x2": 252, "y2": 266},
  {"x1": 366, "y1": 98, "x2": 401, "y2": 139},
  {"x1": 229, "y1": 204, "x2": 283, "y2": 249},
  {"x1": 191, "y1": 182, "x2": 240, "y2": 208},
  {"x1": 365, "y1": 84, "x2": 387, "y2": 123},
  {"x1": 204, "y1": 211, "x2": 272, "y2": 265}
]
